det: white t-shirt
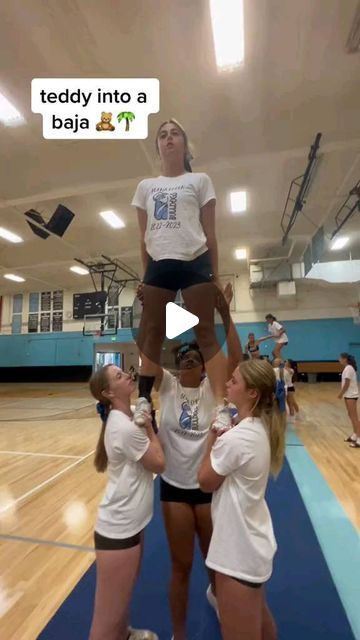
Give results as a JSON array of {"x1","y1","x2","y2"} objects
[
  {"x1": 95, "y1": 409, "x2": 154, "y2": 539},
  {"x1": 268, "y1": 321, "x2": 288, "y2": 344},
  {"x1": 131, "y1": 172, "x2": 216, "y2": 261},
  {"x1": 206, "y1": 418, "x2": 277, "y2": 583},
  {"x1": 158, "y1": 369, "x2": 216, "y2": 489},
  {"x1": 341, "y1": 365, "x2": 358, "y2": 399}
]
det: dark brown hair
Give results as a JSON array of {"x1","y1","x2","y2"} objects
[
  {"x1": 89, "y1": 365, "x2": 112, "y2": 472},
  {"x1": 340, "y1": 352, "x2": 357, "y2": 372},
  {"x1": 155, "y1": 118, "x2": 193, "y2": 172}
]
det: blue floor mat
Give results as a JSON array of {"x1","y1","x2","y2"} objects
[{"x1": 38, "y1": 460, "x2": 355, "y2": 639}]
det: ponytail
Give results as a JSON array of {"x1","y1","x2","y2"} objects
[
  {"x1": 262, "y1": 401, "x2": 287, "y2": 478},
  {"x1": 89, "y1": 365, "x2": 113, "y2": 473},
  {"x1": 239, "y1": 359, "x2": 287, "y2": 478},
  {"x1": 94, "y1": 402, "x2": 111, "y2": 472}
]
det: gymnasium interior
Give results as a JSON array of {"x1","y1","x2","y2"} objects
[{"x1": 0, "y1": 1, "x2": 359, "y2": 639}]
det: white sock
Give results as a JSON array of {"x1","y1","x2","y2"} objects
[{"x1": 351, "y1": 433, "x2": 357, "y2": 441}]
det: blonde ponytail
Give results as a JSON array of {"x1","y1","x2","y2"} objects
[
  {"x1": 261, "y1": 401, "x2": 286, "y2": 478},
  {"x1": 239, "y1": 360, "x2": 287, "y2": 478}
]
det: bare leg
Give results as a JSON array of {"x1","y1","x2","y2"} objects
[
  {"x1": 262, "y1": 601, "x2": 278, "y2": 640},
  {"x1": 162, "y1": 502, "x2": 196, "y2": 640},
  {"x1": 293, "y1": 393, "x2": 299, "y2": 413},
  {"x1": 182, "y1": 283, "x2": 228, "y2": 404},
  {"x1": 272, "y1": 343, "x2": 284, "y2": 359},
  {"x1": 136, "y1": 285, "x2": 176, "y2": 377},
  {"x1": 287, "y1": 394, "x2": 295, "y2": 417},
  {"x1": 193, "y1": 503, "x2": 216, "y2": 595},
  {"x1": 345, "y1": 398, "x2": 360, "y2": 437},
  {"x1": 89, "y1": 544, "x2": 142, "y2": 640},
  {"x1": 215, "y1": 572, "x2": 263, "y2": 640}
]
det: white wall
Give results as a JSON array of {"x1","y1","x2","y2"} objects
[
  {"x1": 231, "y1": 272, "x2": 359, "y2": 322},
  {"x1": 1, "y1": 274, "x2": 359, "y2": 335}
]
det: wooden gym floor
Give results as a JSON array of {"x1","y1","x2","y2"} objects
[{"x1": 0, "y1": 381, "x2": 358, "y2": 639}]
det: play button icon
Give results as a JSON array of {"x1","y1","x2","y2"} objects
[{"x1": 166, "y1": 302, "x2": 199, "y2": 339}]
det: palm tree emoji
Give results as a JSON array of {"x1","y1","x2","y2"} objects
[{"x1": 117, "y1": 112, "x2": 135, "y2": 131}]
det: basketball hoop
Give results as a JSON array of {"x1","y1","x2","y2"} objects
[{"x1": 349, "y1": 303, "x2": 360, "y2": 325}]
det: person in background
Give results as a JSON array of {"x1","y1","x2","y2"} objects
[
  {"x1": 284, "y1": 359, "x2": 299, "y2": 421},
  {"x1": 338, "y1": 353, "x2": 360, "y2": 449},
  {"x1": 245, "y1": 333, "x2": 261, "y2": 359},
  {"x1": 259, "y1": 315, "x2": 288, "y2": 359}
]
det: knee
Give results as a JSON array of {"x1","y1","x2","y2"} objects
[{"x1": 172, "y1": 559, "x2": 193, "y2": 582}]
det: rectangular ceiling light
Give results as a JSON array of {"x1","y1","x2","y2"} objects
[
  {"x1": 70, "y1": 266, "x2": 89, "y2": 275},
  {"x1": 230, "y1": 191, "x2": 247, "y2": 213},
  {"x1": 4, "y1": 274, "x2": 25, "y2": 282},
  {"x1": 0, "y1": 227, "x2": 23, "y2": 243},
  {"x1": 235, "y1": 247, "x2": 247, "y2": 260},
  {"x1": 209, "y1": 0, "x2": 245, "y2": 71},
  {"x1": 331, "y1": 236, "x2": 349, "y2": 251},
  {"x1": 99, "y1": 210, "x2": 125, "y2": 229},
  {"x1": 0, "y1": 91, "x2": 25, "y2": 126}
]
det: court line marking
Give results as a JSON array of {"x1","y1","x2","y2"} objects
[
  {"x1": 0, "y1": 450, "x2": 95, "y2": 515},
  {"x1": 0, "y1": 533, "x2": 94, "y2": 553},
  {"x1": 0, "y1": 450, "x2": 82, "y2": 459},
  {"x1": 0, "y1": 402, "x2": 95, "y2": 422}
]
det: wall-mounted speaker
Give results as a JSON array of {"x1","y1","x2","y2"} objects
[{"x1": 24, "y1": 204, "x2": 75, "y2": 239}]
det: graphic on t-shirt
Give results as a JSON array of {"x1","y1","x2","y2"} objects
[
  {"x1": 153, "y1": 191, "x2": 178, "y2": 221},
  {"x1": 179, "y1": 399, "x2": 199, "y2": 432},
  {"x1": 179, "y1": 402, "x2": 192, "y2": 430}
]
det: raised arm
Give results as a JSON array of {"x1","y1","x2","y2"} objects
[
  {"x1": 139, "y1": 414, "x2": 165, "y2": 474},
  {"x1": 215, "y1": 282, "x2": 243, "y2": 377}
]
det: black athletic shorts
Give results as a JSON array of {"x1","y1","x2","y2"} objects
[
  {"x1": 160, "y1": 477, "x2": 212, "y2": 505},
  {"x1": 287, "y1": 386, "x2": 295, "y2": 393},
  {"x1": 94, "y1": 530, "x2": 142, "y2": 550},
  {"x1": 143, "y1": 250, "x2": 213, "y2": 292},
  {"x1": 233, "y1": 576, "x2": 264, "y2": 589}
]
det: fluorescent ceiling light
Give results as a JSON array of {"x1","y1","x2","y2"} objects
[
  {"x1": 331, "y1": 236, "x2": 349, "y2": 251},
  {"x1": 235, "y1": 247, "x2": 247, "y2": 260},
  {"x1": 70, "y1": 266, "x2": 89, "y2": 275},
  {"x1": 4, "y1": 274, "x2": 25, "y2": 282},
  {"x1": 209, "y1": 0, "x2": 245, "y2": 70},
  {"x1": 230, "y1": 191, "x2": 247, "y2": 213},
  {"x1": 0, "y1": 227, "x2": 23, "y2": 243},
  {"x1": 0, "y1": 91, "x2": 25, "y2": 126},
  {"x1": 99, "y1": 210, "x2": 125, "y2": 229}
]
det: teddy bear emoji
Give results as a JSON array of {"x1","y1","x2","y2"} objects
[{"x1": 96, "y1": 112, "x2": 115, "y2": 132}]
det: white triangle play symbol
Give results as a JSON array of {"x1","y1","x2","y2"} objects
[{"x1": 166, "y1": 302, "x2": 199, "y2": 339}]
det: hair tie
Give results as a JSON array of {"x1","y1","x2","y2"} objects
[{"x1": 96, "y1": 401, "x2": 108, "y2": 421}]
